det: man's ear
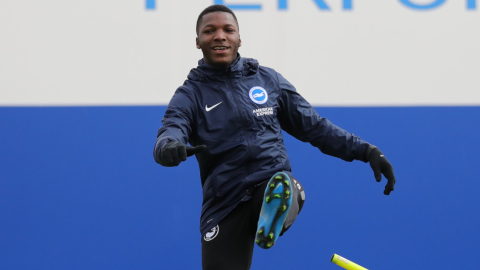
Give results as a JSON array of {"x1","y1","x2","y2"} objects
[
  {"x1": 239, "y1": 37, "x2": 242, "y2": 47},
  {"x1": 196, "y1": 37, "x2": 201, "y2": 49}
]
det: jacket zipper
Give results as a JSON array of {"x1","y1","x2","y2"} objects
[
  {"x1": 224, "y1": 68, "x2": 254, "y2": 201},
  {"x1": 241, "y1": 181, "x2": 265, "y2": 201},
  {"x1": 224, "y1": 72, "x2": 253, "y2": 169}
]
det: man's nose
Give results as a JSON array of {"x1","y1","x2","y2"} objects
[{"x1": 213, "y1": 30, "x2": 227, "y2": 41}]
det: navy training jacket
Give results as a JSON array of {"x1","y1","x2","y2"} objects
[{"x1": 154, "y1": 55, "x2": 370, "y2": 237}]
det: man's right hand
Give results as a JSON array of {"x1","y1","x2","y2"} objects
[{"x1": 157, "y1": 141, "x2": 206, "y2": 167}]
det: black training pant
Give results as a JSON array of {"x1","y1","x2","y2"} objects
[{"x1": 202, "y1": 176, "x2": 305, "y2": 270}]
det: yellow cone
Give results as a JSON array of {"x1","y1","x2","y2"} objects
[{"x1": 331, "y1": 254, "x2": 368, "y2": 270}]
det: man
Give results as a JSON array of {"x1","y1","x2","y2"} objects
[{"x1": 154, "y1": 5, "x2": 396, "y2": 270}]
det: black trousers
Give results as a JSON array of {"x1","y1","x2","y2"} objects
[{"x1": 202, "y1": 177, "x2": 305, "y2": 270}]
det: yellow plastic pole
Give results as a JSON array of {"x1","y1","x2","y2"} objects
[{"x1": 331, "y1": 254, "x2": 368, "y2": 270}]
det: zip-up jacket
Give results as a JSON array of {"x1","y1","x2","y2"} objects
[{"x1": 154, "y1": 56, "x2": 371, "y2": 237}]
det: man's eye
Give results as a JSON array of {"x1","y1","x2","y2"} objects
[{"x1": 226, "y1": 29, "x2": 235, "y2": 33}]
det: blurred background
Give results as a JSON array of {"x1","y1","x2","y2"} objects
[{"x1": 1, "y1": 0, "x2": 479, "y2": 269}]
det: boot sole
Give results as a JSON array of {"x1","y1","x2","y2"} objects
[{"x1": 255, "y1": 172, "x2": 293, "y2": 249}]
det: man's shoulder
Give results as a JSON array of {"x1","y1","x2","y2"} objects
[
  {"x1": 258, "y1": 65, "x2": 280, "y2": 81},
  {"x1": 241, "y1": 57, "x2": 279, "y2": 78},
  {"x1": 172, "y1": 81, "x2": 198, "y2": 99},
  {"x1": 259, "y1": 65, "x2": 278, "y2": 75}
]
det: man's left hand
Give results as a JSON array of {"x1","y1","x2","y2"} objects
[{"x1": 368, "y1": 147, "x2": 396, "y2": 195}]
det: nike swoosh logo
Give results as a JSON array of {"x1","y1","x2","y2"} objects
[{"x1": 205, "y1": 102, "x2": 222, "y2": 112}]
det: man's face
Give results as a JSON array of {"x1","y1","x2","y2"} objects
[{"x1": 196, "y1": 12, "x2": 241, "y2": 67}]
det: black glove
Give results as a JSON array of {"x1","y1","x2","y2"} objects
[
  {"x1": 367, "y1": 147, "x2": 396, "y2": 195},
  {"x1": 157, "y1": 141, "x2": 206, "y2": 167}
]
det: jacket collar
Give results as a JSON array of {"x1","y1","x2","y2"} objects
[
  {"x1": 195, "y1": 54, "x2": 243, "y2": 79},
  {"x1": 188, "y1": 54, "x2": 259, "y2": 82}
]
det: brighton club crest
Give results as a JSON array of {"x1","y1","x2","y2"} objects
[{"x1": 249, "y1": 86, "x2": 268, "y2": 105}]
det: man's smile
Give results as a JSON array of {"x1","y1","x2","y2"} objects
[{"x1": 212, "y1": 46, "x2": 230, "y2": 53}]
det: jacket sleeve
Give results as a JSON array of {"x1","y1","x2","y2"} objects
[
  {"x1": 153, "y1": 87, "x2": 195, "y2": 164},
  {"x1": 276, "y1": 72, "x2": 369, "y2": 162}
]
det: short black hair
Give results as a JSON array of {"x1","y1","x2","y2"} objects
[{"x1": 196, "y1": 5, "x2": 239, "y2": 36}]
